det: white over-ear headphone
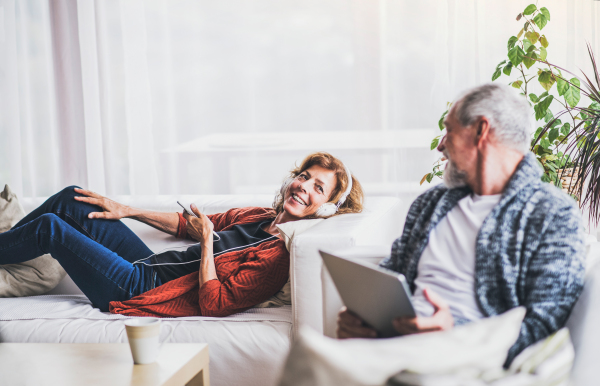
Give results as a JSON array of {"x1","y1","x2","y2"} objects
[{"x1": 280, "y1": 163, "x2": 353, "y2": 218}]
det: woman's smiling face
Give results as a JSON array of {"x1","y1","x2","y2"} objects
[{"x1": 283, "y1": 164, "x2": 338, "y2": 220}]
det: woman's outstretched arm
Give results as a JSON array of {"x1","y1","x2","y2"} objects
[{"x1": 73, "y1": 188, "x2": 179, "y2": 236}]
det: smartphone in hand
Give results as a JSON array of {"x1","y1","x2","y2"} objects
[
  {"x1": 177, "y1": 201, "x2": 198, "y2": 218},
  {"x1": 177, "y1": 201, "x2": 221, "y2": 241}
]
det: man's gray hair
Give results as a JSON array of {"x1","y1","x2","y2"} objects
[{"x1": 454, "y1": 83, "x2": 531, "y2": 153}]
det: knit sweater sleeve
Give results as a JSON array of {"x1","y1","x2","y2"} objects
[
  {"x1": 197, "y1": 241, "x2": 290, "y2": 317},
  {"x1": 504, "y1": 203, "x2": 585, "y2": 366}
]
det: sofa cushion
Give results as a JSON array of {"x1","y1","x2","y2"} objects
[
  {"x1": 0, "y1": 185, "x2": 66, "y2": 297},
  {"x1": 255, "y1": 218, "x2": 324, "y2": 308}
]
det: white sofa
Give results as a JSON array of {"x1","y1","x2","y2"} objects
[{"x1": 0, "y1": 194, "x2": 404, "y2": 386}]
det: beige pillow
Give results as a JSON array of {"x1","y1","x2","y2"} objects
[
  {"x1": 254, "y1": 219, "x2": 323, "y2": 308},
  {"x1": 278, "y1": 307, "x2": 526, "y2": 386},
  {"x1": 0, "y1": 185, "x2": 66, "y2": 297}
]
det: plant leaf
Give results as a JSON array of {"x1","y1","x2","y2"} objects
[
  {"x1": 529, "y1": 93, "x2": 539, "y2": 103},
  {"x1": 517, "y1": 28, "x2": 524, "y2": 39},
  {"x1": 533, "y1": 13, "x2": 548, "y2": 30},
  {"x1": 523, "y1": 39, "x2": 532, "y2": 52},
  {"x1": 564, "y1": 78, "x2": 581, "y2": 107},
  {"x1": 534, "y1": 95, "x2": 554, "y2": 120},
  {"x1": 540, "y1": 7, "x2": 550, "y2": 21},
  {"x1": 508, "y1": 46, "x2": 525, "y2": 67},
  {"x1": 541, "y1": 137, "x2": 551, "y2": 149},
  {"x1": 557, "y1": 77, "x2": 569, "y2": 96},
  {"x1": 524, "y1": 4, "x2": 537, "y2": 15},
  {"x1": 420, "y1": 174, "x2": 428, "y2": 185},
  {"x1": 538, "y1": 71, "x2": 555, "y2": 91},
  {"x1": 539, "y1": 46, "x2": 547, "y2": 61},
  {"x1": 512, "y1": 80, "x2": 523, "y2": 89},
  {"x1": 516, "y1": 13, "x2": 523, "y2": 21},
  {"x1": 503, "y1": 62, "x2": 513, "y2": 76},
  {"x1": 544, "y1": 109, "x2": 554, "y2": 123},
  {"x1": 525, "y1": 31, "x2": 539, "y2": 45},
  {"x1": 540, "y1": 35, "x2": 549, "y2": 48},
  {"x1": 430, "y1": 137, "x2": 440, "y2": 150},
  {"x1": 438, "y1": 110, "x2": 448, "y2": 131},
  {"x1": 538, "y1": 91, "x2": 549, "y2": 99},
  {"x1": 561, "y1": 123, "x2": 570, "y2": 135},
  {"x1": 507, "y1": 36, "x2": 518, "y2": 50},
  {"x1": 492, "y1": 68, "x2": 502, "y2": 81},
  {"x1": 523, "y1": 52, "x2": 537, "y2": 69},
  {"x1": 548, "y1": 127, "x2": 559, "y2": 143}
]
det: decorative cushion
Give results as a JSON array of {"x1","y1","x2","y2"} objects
[
  {"x1": 254, "y1": 219, "x2": 323, "y2": 308},
  {"x1": 0, "y1": 185, "x2": 66, "y2": 297},
  {"x1": 278, "y1": 307, "x2": 526, "y2": 386}
]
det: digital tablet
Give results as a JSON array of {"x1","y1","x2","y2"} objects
[{"x1": 320, "y1": 250, "x2": 416, "y2": 338}]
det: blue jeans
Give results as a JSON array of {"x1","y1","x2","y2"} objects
[{"x1": 0, "y1": 186, "x2": 162, "y2": 311}]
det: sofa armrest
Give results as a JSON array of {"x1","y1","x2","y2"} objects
[
  {"x1": 289, "y1": 197, "x2": 404, "y2": 338},
  {"x1": 566, "y1": 243, "x2": 600, "y2": 385}
]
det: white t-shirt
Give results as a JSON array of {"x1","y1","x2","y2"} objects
[{"x1": 412, "y1": 193, "x2": 502, "y2": 322}]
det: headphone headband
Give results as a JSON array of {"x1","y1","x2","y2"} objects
[{"x1": 335, "y1": 163, "x2": 353, "y2": 209}]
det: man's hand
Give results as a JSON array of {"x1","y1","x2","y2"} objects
[
  {"x1": 392, "y1": 287, "x2": 454, "y2": 335},
  {"x1": 184, "y1": 204, "x2": 214, "y2": 242},
  {"x1": 336, "y1": 307, "x2": 378, "y2": 339},
  {"x1": 73, "y1": 188, "x2": 130, "y2": 220}
]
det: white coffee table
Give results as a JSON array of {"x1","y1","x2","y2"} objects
[{"x1": 0, "y1": 343, "x2": 209, "y2": 386}]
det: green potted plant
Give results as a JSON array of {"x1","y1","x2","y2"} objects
[
  {"x1": 533, "y1": 45, "x2": 600, "y2": 220},
  {"x1": 421, "y1": 3, "x2": 600, "y2": 223}
]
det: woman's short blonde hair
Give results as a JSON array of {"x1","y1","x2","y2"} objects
[{"x1": 273, "y1": 152, "x2": 364, "y2": 217}]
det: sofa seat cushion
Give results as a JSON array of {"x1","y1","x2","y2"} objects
[{"x1": 0, "y1": 295, "x2": 292, "y2": 386}]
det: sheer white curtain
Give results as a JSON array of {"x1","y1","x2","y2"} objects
[{"x1": 2, "y1": 0, "x2": 600, "y2": 204}]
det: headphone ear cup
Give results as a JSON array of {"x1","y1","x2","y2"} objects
[
  {"x1": 314, "y1": 203, "x2": 337, "y2": 218},
  {"x1": 280, "y1": 177, "x2": 294, "y2": 197}
]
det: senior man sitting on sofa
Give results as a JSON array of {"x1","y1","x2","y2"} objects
[{"x1": 337, "y1": 83, "x2": 586, "y2": 367}]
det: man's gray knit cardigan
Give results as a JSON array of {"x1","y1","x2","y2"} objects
[{"x1": 380, "y1": 152, "x2": 586, "y2": 366}]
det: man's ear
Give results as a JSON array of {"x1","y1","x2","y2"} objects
[{"x1": 475, "y1": 117, "x2": 491, "y2": 147}]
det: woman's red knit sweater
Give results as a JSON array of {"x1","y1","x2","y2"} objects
[{"x1": 109, "y1": 207, "x2": 289, "y2": 317}]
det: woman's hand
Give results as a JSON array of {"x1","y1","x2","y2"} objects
[
  {"x1": 73, "y1": 188, "x2": 131, "y2": 220},
  {"x1": 184, "y1": 204, "x2": 214, "y2": 242}
]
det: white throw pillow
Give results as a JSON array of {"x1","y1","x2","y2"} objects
[
  {"x1": 278, "y1": 307, "x2": 526, "y2": 386},
  {"x1": 0, "y1": 185, "x2": 66, "y2": 297},
  {"x1": 254, "y1": 218, "x2": 323, "y2": 308}
]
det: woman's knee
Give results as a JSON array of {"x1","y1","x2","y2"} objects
[
  {"x1": 35, "y1": 213, "x2": 68, "y2": 236},
  {"x1": 57, "y1": 185, "x2": 82, "y2": 200},
  {"x1": 51, "y1": 186, "x2": 85, "y2": 209},
  {"x1": 38, "y1": 213, "x2": 62, "y2": 226}
]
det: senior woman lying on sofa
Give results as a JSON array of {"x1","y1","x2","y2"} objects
[{"x1": 0, "y1": 152, "x2": 363, "y2": 317}]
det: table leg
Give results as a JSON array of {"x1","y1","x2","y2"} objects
[{"x1": 186, "y1": 367, "x2": 210, "y2": 386}]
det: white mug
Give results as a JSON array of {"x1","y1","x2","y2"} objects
[{"x1": 124, "y1": 318, "x2": 174, "y2": 364}]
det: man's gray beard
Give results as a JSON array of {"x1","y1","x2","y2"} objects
[{"x1": 443, "y1": 159, "x2": 468, "y2": 189}]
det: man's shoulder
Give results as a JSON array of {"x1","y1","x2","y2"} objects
[{"x1": 521, "y1": 178, "x2": 580, "y2": 216}]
